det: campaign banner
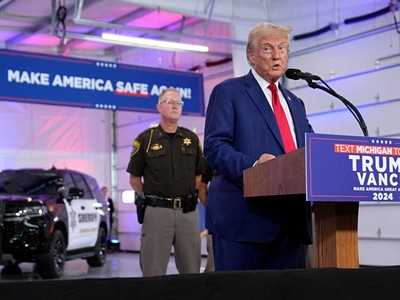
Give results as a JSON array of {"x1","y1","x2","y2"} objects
[
  {"x1": 306, "y1": 133, "x2": 400, "y2": 202},
  {"x1": 0, "y1": 49, "x2": 205, "y2": 115}
]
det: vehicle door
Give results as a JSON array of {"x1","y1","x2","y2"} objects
[{"x1": 65, "y1": 172, "x2": 99, "y2": 250}]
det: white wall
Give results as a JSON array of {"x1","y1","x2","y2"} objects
[{"x1": 0, "y1": 101, "x2": 113, "y2": 188}]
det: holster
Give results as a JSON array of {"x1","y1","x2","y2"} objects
[
  {"x1": 135, "y1": 193, "x2": 147, "y2": 224},
  {"x1": 182, "y1": 190, "x2": 199, "y2": 213}
]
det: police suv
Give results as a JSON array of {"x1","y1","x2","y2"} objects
[{"x1": 0, "y1": 167, "x2": 109, "y2": 279}]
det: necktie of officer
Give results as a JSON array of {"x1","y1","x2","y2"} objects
[{"x1": 268, "y1": 83, "x2": 296, "y2": 153}]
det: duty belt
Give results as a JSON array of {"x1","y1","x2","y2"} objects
[{"x1": 146, "y1": 195, "x2": 184, "y2": 210}]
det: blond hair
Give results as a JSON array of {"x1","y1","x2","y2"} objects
[{"x1": 246, "y1": 22, "x2": 292, "y2": 65}]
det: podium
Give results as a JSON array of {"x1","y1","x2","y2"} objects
[{"x1": 243, "y1": 148, "x2": 359, "y2": 268}]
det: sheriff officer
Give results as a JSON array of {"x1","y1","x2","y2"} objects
[{"x1": 127, "y1": 88, "x2": 205, "y2": 277}]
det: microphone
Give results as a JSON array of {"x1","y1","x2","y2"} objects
[{"x1": 285, "y1": 68, "x2": 321, "y2": 81}]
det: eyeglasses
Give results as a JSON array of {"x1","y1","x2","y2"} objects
[{"x1": 159, "y1": 99, "x2": 184, "y2": 106}]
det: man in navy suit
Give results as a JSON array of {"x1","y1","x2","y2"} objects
[{"x1": 204, "y1": 22, "x2": 314, "y2": 271}]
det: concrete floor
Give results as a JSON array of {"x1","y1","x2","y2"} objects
[{"x1": 0, "y1": 251, "x2": 209, "y2": 281}]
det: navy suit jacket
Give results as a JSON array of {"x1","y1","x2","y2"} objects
[{"x1": 204, "y1": 70, "x2": 314, "y2": 244}]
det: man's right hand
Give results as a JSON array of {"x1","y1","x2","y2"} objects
[{"x1": 257, "y1": 153, "x2": 276, "y2": 164}]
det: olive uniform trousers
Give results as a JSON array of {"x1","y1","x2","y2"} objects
[{"x1": 140, "y1": 206, "x2": 201, "y2": 276}]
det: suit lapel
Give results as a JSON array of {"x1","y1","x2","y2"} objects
[{"x1": 244, "y1": 72, "x2": 285, "y2": 151}]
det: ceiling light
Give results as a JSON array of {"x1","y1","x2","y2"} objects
[{"x1": 101, "y1": 33, "x2": 209, "y2": 53}]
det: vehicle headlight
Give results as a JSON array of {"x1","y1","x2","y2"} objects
[{"x1": 15, "y1": 205, "x2": 47, "y2": 217}]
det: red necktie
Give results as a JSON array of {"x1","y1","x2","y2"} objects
[{"x1": 268, "y1": 83, "x2": 297, "y2": 153}]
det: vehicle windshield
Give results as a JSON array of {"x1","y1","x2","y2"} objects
[{"x1": 0, "y1": 171, "x2": 61, "y2": 195}]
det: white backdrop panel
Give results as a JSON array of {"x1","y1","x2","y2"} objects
[
  {"x1": 308, "y1": 98, "x2": 400, "y2": 137},
  {"x1": 0, "y1": 101, "x2": 112, "y2": 189}
]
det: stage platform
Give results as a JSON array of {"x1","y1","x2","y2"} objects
[{"x1": 0, "y1": 252, "x2": 399, "y2": 299}]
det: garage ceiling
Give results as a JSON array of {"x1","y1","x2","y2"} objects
[
  {"x1": 0, "y1": 0, "x2": 240, "y2": 71},
  {"x1": 0, "y1": 0, "x2": 397, "y2": 72}
]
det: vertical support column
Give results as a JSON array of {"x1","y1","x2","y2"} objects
[
  {"x1": 110, "y1": 110, "x2": 118, "y2": 238},
  {"x1": 314, "y1": 201, "x2": 359, "y2": 268}
]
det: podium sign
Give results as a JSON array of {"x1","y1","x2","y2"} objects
[{"x1": 306, "y1": 133, "x2": 400, "y2": 202}]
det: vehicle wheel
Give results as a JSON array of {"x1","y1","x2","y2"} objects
[
  {"x1": 87, "y1": 227, "x2": 107, "y2": 267},
  {"x1": 36, "y1": 229, "x2": 66, "y2": 279}
]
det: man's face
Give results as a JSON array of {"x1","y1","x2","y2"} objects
[
  {"x1": 156, "y1": 91, "x2": 183, "y2": 122},
  {"x1": 247, "y1": 33, "x2": 289, "y2": 83}
]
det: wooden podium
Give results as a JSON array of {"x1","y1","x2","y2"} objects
[{"x1": 243, "y1": 148, "x2": 359, "y2": 268}]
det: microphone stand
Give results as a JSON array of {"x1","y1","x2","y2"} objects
[{"x1": 305, "y1": 77, "x2": 369, "y2": 137}]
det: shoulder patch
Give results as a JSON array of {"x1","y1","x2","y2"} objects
[{"x1": 130, "y1": 140, "x2": 141, "y2": 157}]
